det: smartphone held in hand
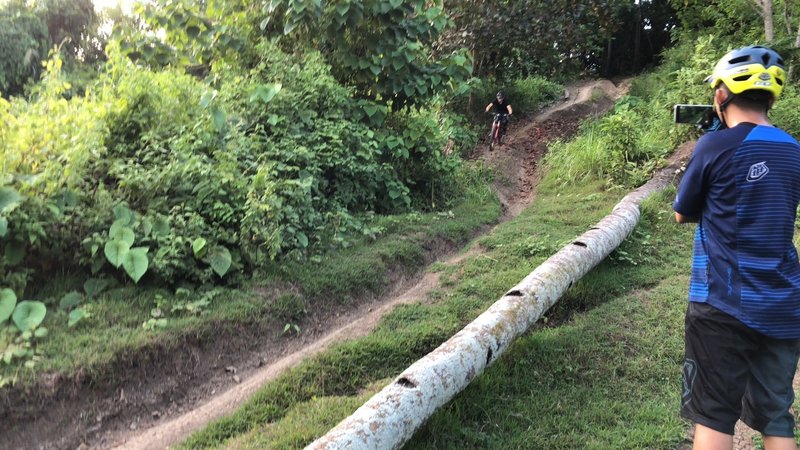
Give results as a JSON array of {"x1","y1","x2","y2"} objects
[{"x1": 673, "y1": 104, "x2": 723, "y2": 133}]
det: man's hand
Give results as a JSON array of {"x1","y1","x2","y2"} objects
[{"x1": 675, "y1": 212, "x2": 698, "y2": 223}]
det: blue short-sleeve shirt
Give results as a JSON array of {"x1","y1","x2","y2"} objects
[{"x1": 674, "y1": 122, "x2": 800, "y2": 338}]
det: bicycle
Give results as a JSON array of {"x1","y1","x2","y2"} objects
[{"x1": 487, "y1": 113, "x2": 509, "y2": 151}]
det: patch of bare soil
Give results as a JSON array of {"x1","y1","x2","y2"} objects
[{"x1": 1, "y1": 79, "x2": 630, "y2": 450}]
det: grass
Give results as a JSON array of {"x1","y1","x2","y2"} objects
[
  {"x1": 0, "y1": 168, "x2": 501, "y2": 387},
  {"x1": 178, "y1": 164, "x2": 700, "y2": 449}
]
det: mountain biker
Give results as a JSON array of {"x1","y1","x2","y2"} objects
[
  {"x1": 673, "y1": 46, "x2": 800, "y2": 450},
  {"x1": 485, "y1": 91, "x2": 513, "y2": 138}
]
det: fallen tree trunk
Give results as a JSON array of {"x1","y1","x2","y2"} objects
[{"x1": 307, "y1": 167, "x2": 676, "y2": 450}]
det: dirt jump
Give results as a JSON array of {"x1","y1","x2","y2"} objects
[{"x1": 3, "y1": 79, "x2": 634, "y2": 450}]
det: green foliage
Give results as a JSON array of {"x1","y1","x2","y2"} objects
[
  {"x1": 444, "y1": 0, "x2": 669, "y2": 80},
  {"x1": 260, "y1": 0, "x2": 472, "y2": 109},
  {"x1": 545, "y1": 92, "x2": 675, "y2": 189},
  {"x1": 0, "y1": 288, "x2": 48, "y2": 372},
  {"x1": 119, "y1": 0, "x2": 245, "y2": 69},
  {"x1": 598, "y1": 101, "x2": 650, "y2": 185},
  {"x1": 12, "y1": 300, "x2": 46, "y2": 332},
  {"x1": 0, "y1": 289, "x2": 16, "y2": 323},
  {"x1": 771, "y1": 85, "x2": 800, "y2": 137},
  {"x1": 1, "y1": 27, "x2": 470, "y2": 291},
  {"x1": 669, "y1": 0, "x2": 761, "y2": 44},
  {"x1": 505, "y1": 77, "x2": 564, "y2": 115},
  {"x1": 0, "y1": 0, "x2": 106, "y2": 97},
  {"x1": 457, "y1": 76, "x2": 562, "y2": 118},
  {"x1": 663, "y1": 35, "x2": 719, "y2": 107},
  {"x1": 33, "y1": 0, "x2": 97, "y2": 58},
  {"x1": 383, "y1": 107, "x2": 458, "y2": 209},
  {"x1": 543, "y1": 35, "x2": 746, "y2": 189},
  {"x1": 0, "y1": 4, "x2": 49, "y2": 96}
]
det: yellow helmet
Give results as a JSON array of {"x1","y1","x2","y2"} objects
[{"x1": 705, "y1": 45, "x2": 786, "y2": 99}]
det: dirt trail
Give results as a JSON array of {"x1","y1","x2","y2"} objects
[{"x1": 3, "y1": 79, "x2": 629, "y2": 450}]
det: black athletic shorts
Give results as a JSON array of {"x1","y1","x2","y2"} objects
[{"x1": 680, "y1": 301, "x2": 800, "y2": 437}]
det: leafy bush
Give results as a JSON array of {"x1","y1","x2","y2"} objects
[
  {"x1": 0, "y1": 6, "x2": 48, "y2": 96},
  {"x1": 772, "y1": 86, "x2": 800, "y2": 137},
  {"x1": 1, "y1": 39, "x2": 468, "y2": 290},
  {"x1": 543, "y1": 93, "x2": 672, "y2": 189},
  {"x1": 505, "y1": 77, "x2": 563, "y2": 115},
  {"x1": 458, "y1": 76, "x2": 562, "y2": 119}
]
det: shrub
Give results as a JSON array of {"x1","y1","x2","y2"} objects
[
  {"x1": 772, "y1": 86, "x2": 800, "y2": 137},
  {"x1": 449, "y1": 76, "x2": 563, "y2": 122},
  {"x1": 1, "y1": 41, "x2": 469, "y2": 289},
  {"x1": 505, "y1": 77, "x2": 563, "y2": 115}
]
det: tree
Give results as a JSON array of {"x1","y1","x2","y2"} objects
[
  {"x1": 258, "y1": 0, "x2": 472, "y2": 109},
  {"x1": 441, "y1": 0, "x2": 675, "y2": 80},
  {"x1": 33, "y1": 0, "x2": 98, "y2": 59},
  {"x1": 115, "y1": 0, "x2": 247, "y2": 75},
  {"x1": 672, "y1": 0, "x2": 799, "y2": 80},
  {"x1": 753, "y1": 0, "x2": 775, "y2": 41},
  {"x1": 0, "y1": 2, "x2": 49, "y2": 96}
]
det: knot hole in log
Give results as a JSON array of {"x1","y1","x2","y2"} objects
[
  {"x1": 396, "y1": 377, "x2": 417, "y2": 389},
  {"x1": 573, "y1": 241, "x2": 587, "y2": 247}
]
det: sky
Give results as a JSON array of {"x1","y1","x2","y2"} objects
[{"x1": 92, "y1": 0, "x2": 136, "y2": 14}]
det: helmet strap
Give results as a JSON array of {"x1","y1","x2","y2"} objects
[{"x1": 715, "y1": 88, "x2": 735, "y2": 127}]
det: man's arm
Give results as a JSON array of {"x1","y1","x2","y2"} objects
[
  {"x1": 673, "y1": 138, "x2": 709, "y2": 224},
  {"x1": 485, "y1": 103, "x2": 493, "y2": 112},
  {"x1": 674, "y1": 212, "x2": 698, "y2": 223},
  {"x1": 508, "y1": 104, "x2": 513, "y2": 115}
]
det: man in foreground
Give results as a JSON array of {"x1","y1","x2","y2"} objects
[{"x1": 673, "y1": 46, "x2": 800, "y2": 450}]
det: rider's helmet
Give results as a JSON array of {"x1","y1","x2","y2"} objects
[
  {"x1": 496, "y1": 91, "x2": 505, "y2": 100},
  {"x1": 704, "y1": 45, "x2": 785, "y2": 100}
]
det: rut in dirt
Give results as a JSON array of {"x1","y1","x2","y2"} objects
[{"x1": 2, "y1": 79, "x2": 628, "y2": 450}]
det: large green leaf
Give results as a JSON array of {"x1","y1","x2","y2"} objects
[
  {"x1": 363, "y1": 105, "x2": 378, "y2": 117},
  {"x1": 296, "y1": 232, "x2": 308, "y2": 248},
  {"x1": 335, "y1": 2, "x2": 350, "y2": 15},
  {"x1": 68, "y1": 308, "x2": 87, "y2": 327},
  {"x1": 83, "y1": 278, "x2": 110, "y2": 298},
  {"x1": 0, "y1": 217, "x2": 7, "y2": 238},
  {"x1": 122, "y1": 247, "x2": 149, "y2": 283},
  {"x1": 4, "y1": 240, "x2": 24, "y2": 265},
  {"x1": 211, "y1": 107, "x2": 226, "y2": 131},
  {"x1": 112, "y1": 204, "x2": 133, "y2": 225},
  {"x1": 425, "y1": 6, "x2": 442, "y2": 21},
  {"x1": 249, "y1": 83, "x2": 282, "y2": 104},
  {"x1": 104, "y1": 240, "x2": 131, "y2": 268},
  {"x1": 185, "y1": 24, "x2": 201, "y2": 37},
  {"x1": 0, "y1": 187, "x2": 21, "y2": 213},
  {"x1": 0, "y1": 288, "x2": 16, "y2": 324},
  {"x1": 12, "y1": 301, "x2": 46, "y2": 332},
  {"x1": 141, "y1": 218, "x2": 153, "y2": 237},
  {"x1": 209, "y1": 246, "x2": 232, "y2": 277},
  {"x1": 152, "y1": 217, "x2": 170, "y2": 236},
  {"x1": 109, "y1": 225, "x2": 135, "y2": 247},
  {"x1": 192, "y1": 237, "x2": 208, "y2": 259},
  {"x1": 108, "y1": 219, "x2": 128, "y2": 238},
  {"x1": 59, "y1": 291, "x2": 83, "y2": 311}
]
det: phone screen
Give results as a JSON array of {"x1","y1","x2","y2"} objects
[{"x1": 674, "y1": 105, "x2": 714, "y2": 124}]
